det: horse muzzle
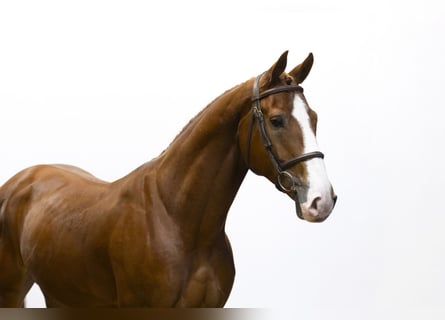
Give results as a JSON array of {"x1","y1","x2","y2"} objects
[
  {"x1": 276, "y1": 171, "x2": 336, "y2": 222},
  {"x1": 295, "y1": 188, "x2": 337, "y2": 222}
]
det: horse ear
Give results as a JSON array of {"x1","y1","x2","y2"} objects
[
  {"x1": 289, "y1": 53, "x2": 314, "y2": 84},
  {"x1": 262, "y1": 51, "x2": 288, "y2": 88}
]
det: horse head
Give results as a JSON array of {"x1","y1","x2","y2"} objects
[{"x1": 238, "y1": 51, "x2": 337, "y2": 222}]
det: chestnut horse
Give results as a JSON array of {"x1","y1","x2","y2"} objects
[{"x1": 0, "y1": 51, "x2": 336, "y2": 307}]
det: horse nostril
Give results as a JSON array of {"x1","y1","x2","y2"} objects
[{"x1": 310, "y1": 196, "x2": 322, "y2": 211}]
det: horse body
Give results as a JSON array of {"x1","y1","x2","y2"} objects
[
  {"x1": 0, "y1": 51, "x2": 336, "y2": 307},
  {"x1": 0, "y1": 83, "x2": 250, "y2": 307}
]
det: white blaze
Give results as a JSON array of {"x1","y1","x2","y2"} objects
[{"x1": 293, "y1": 94, "x2": 332, "y2": 214}]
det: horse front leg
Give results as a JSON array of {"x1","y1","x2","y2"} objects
[{"x1": 0, "y1": 264, "x2": 33, "y2": 307}]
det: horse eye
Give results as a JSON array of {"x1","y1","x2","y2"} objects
[{"x1": 270, "y1": 116, "x2": 285, "y2": 128}]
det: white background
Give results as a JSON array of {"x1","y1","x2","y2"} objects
[{"x1": 1, "y1": 1, "x2": 445, "y2": 318}]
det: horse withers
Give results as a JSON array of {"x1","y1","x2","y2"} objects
[{"x1": 0, "y1": 51, "x2": 336, "y2": 307}]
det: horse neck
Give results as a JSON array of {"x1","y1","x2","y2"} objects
[{"x1": 155, "y1": 80, "x2": 253, "y2": 242}]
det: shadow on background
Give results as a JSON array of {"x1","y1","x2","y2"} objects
[{"x1": 0, "y1": 309, "x2": 268, "y2": 320}]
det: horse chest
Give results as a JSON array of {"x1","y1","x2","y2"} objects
[
  {"x1": 110, "y1": 224, "x2": 235, "y2": 307},
  {"x1": 146, "y1": 249, "x2": 234, "y2": 307},
  {"x1": 174, "y1": 265, "x2": 224, "y2": 307},
  {"x1": 171, "y1": 237, "x2": 236, "y2": 307}
]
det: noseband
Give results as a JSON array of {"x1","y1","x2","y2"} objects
[{"x1": 246, "y1": 73, "x2": 324, "y2": 219}]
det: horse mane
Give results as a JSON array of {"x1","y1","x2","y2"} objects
[{"x1": 159, "y1": 83, "x2": 245, "y2": 155}]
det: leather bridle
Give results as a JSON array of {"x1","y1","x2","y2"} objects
[{"x1": 246, "y1": 73, "x2": 325, "y2": 219}]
